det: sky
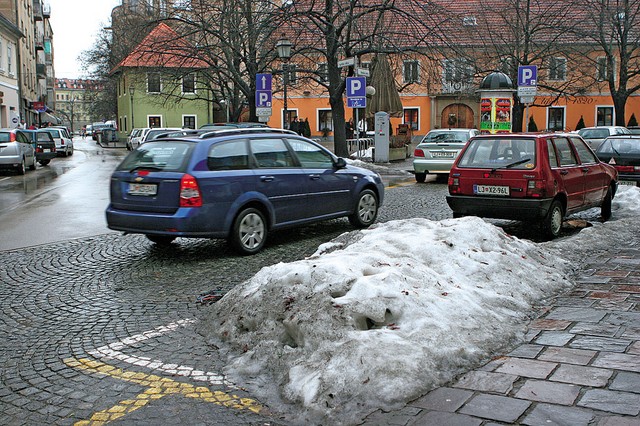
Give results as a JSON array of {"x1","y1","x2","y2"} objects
[
  {"x1": 47, "y1": 0, "x2": 121, "y2": 79},
  {"x1": 196, "y1": 183, "x2": 640, "y2": 425}
]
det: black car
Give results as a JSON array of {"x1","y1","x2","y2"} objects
[
  {"x1": 595, "y1": 135, "x2": 640, "y2": 187},
  {"x1": 23, "y1": 129, "x2": 57, "y2": 166}
]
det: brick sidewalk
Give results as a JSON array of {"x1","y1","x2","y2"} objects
[{"x1": 363, "y1": 247, "x2": 640, "y2": 425}]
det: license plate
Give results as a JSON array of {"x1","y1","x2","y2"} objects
[
  {"x1": 128, "y1": 183, "x2": 157, "y2": 196},
  {"x1": 619, "y1": 180, "x2": 637, "y2": 186},
  {"x1": 43, "y1": 149, "x2": 51, "y2": 152},
  {"x1": 431, "y1": 151, "x2": 455, "y2": 158},
  {"x1": 474, "y1": 184, "x2": 510, "y2": 196}
]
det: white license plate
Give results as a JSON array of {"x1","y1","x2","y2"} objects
[
  {"x1": 128, "y1": 183, "x2": 157, "y2": 196},
  {"x1": 431, "y1": 151, "x2": 455, "y2": 158},
  {"x1": 43, "y1": 149, "x2": 51, "y2": 152},
  {"x1": 619, "y1": 180, "x2": 637, "y2": 186},
  {"x1": 474, "y1": 184, "x2": 510, "y2": 196}
]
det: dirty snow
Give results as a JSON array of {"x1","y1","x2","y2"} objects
[{"x1": 200, "y1": 185, "x2": 640, "y2": 425}]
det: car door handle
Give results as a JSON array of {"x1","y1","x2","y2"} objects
[
  {"x1": 309, "y1": 174, "x2": 321, "y2": 180},
  {"x1": 582, "y1": 167, "x2": 590, "y2": 173},
  {"x1": 560, "y1": 170, "x2": 568, "y2": 175},
  {"x1": 260, "y1": 175, "x2": 274, "y2": 182}
]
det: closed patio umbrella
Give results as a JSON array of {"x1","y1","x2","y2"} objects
[{"x1": 366, "y1": 53, "x2": 403, "y2": 119}]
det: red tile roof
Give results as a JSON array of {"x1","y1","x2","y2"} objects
[{"x1": 113, "y1": 23, "x2": 208, "y2": 72}]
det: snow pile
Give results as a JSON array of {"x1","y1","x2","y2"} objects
[{"x1": 202, "y1": 217, "x2": 572, "y2": 424}]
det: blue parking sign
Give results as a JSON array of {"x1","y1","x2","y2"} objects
[
  {"x1": 346, "y1": 77, "x2": 366, "y2": 97},
  {"x1": 518, "y1": 65, "x2": 537, "y2": 87}
]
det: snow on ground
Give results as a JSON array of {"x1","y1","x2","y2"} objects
[{"x1": 200, "y1": 185, "x2": 640, "y2": 425}]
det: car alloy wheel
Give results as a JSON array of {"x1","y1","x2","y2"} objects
[
  {"x1": 17, "y1": 158, "x2": 26, "y2": 175},
  {"x1": 349, "y1": 189, "x2": 378, "y2": 228},
  {"x1": 231, "y1": 207, "x2": 266, "y2": 255}
]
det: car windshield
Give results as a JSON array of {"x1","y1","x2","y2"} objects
[
  {"x1": 422, "y1": 131, "x2": 470, "y2": 143},
  {"x1": 457, "y1": 138, "x2": 537, "y2": 169},
  {"x1": 117, "y1": 141, "x2": 195, "y2": 172},
  {"x1": 578, "y1": 129, "x2": 609, "y2": 139},
  {"x1": 597, "y1": 138, "x2": 640, "y2": 155}
]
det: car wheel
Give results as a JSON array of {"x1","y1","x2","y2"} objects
[
  {"x1": 348, "y1": 189, "x2": 378, "y2": 228},
  {"x1": 16, "y1": 158, "x2": 26, "y2": 175},
  {"x1": 39, "y1": 160, "x2": 50, "y2": 166},
  {"x1": 146, "y1": 235, "x2": 176, "y2": 245},
  {"x1": 230, "y1": 207, "x2": 267, "y2": 255},
  {"x1": 68, "y1": 146, "x2": 73, "y2": 156},
  {"x1": 29, "y1": 156, "x2": 36, "y2": 170},
  {"x1": 415, "y1": 172, "x2": 426, "y2": 183},
  {"x1": 541, "y1": 200, "x2": 563, "y2": 239},
  {"x1": 601, "y1": 186, "x2": 612, "y2": 221}
]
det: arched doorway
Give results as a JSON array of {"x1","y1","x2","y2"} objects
[{"x1": 441, "y1": 103, "x2": 475, "y2": 129}]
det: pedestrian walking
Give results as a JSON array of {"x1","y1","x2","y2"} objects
[
  {"x1": 290, "y1": 116, "x2": 301, "y2": 135},
  {"x1": 345, "y1": 118, "x2": 354, "y2": 139}
]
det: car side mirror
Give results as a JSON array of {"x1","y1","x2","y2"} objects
[{"x1": 334, "y1": 157, "x2": 347, "y2": 169}]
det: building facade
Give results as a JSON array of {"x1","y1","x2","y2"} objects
[
  {"x1": 0, "y1": 13, "x2": 23, "y2": 128},
  {"x1": 55, "y1": 78, "x2": 102, "y2": 133}
]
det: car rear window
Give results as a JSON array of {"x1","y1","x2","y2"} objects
[
  {"x1": 116, "y1": 141, "x2": 194, "y2": 172},
  {"x1": 457, "y1": 138, "x2": 536, "y2": 169},
  {"x1": 579, "y1": 129, "x2": 609, "y2": 139},
  {"x1": 0, "y1": 132, "x2": 13, "y2": 142},
  {"x1": 598, "y1": 138, "x2": 640, "y2": 155},
  {"x1": 422, "y1": 131, "x2": 471, "y2": 143}
]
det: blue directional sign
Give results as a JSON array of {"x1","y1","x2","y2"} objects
[
  {"x1": 256, "y1": 73, "x2": 272, "y2": 108},
  {"x1": 518, "y1": 65, "x2": 537, "y2": 87},
  {"x1": 346, "y1": 77, "x2": 366, "y2": 109}
]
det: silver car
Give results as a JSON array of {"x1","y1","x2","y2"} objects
[
  {"x1": 42, "y1": 127, "x2": 74, "y2": 156},
  {"x1": 0, "y1": 129, "x2": 37, "y2": 174},
  {"x1": 413, "y1": 128, "x2": 480, "y2": 182},
  {"x1": 577, "y1": 126, "x2": 630, "y2": 151}
]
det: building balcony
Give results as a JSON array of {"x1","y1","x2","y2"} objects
[
  {"x1": 33, "y1": 0, "x2": 43, "y2": 21},
  {"x1": 43, "y1": 2, "x2": 51, "y2": 18}
]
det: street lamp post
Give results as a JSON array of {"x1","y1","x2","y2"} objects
[
  {"x1": 129, "y1": 85, "x2": 135, "y2": 130},
  {"x1": 276, "y1": 36, "x2": 292, "y2": 129}
]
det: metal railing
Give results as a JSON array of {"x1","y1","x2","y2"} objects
[{"x1": 347, "y1": 138, "x2": 374, "y2": 155}]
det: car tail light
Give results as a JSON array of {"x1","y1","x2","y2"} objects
[
  {"x1": 180, "y1": 174, "x2": 202, "y2": 207},
  {"x1": 448, "y1": 176, "x2": 461, "y2": 193},
  {"x1": 615, "y1": 165, "x2": 635, "y2": 173},
  {"x1": 526, "y1": 180, "x2": 546, "y2": 198},
  {"x1": 10, "y1": 133, "x2": 16, "y2": 142},
  {"x1": 414, "y1": 148, "x2": 425, "y2": 158}
]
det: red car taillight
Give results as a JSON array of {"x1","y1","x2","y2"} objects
[
  {"x1": 448, "y1": 176, "x2": 461, "y2": 193},
  {"x1": 179, "y1": 173, "x2": 202, "y2": 207},
  {"x1": 615, "y1": 165, "x2": 639, "y2": 173},
  {"x1": 526, "y1": 180, "x2": 546, "y2": 198},
  {"x1": 414, "y1": 148, "x2": 425, "y2": 158}
]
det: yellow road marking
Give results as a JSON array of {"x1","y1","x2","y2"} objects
[{"x1": 64, "y1": 357, "x2": 264, "y2": 425}]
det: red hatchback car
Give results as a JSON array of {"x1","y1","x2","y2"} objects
[{"x1": 446, "y1": 133, "x2": 618, "y2": 238}]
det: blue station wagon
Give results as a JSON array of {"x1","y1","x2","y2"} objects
[{"x1": 106, "y1": 129, "x2": 385, "y2": 254}]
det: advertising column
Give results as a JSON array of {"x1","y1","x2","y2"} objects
[{"x1": 480, "y1": 97, "x2": 512, "y2": 134}]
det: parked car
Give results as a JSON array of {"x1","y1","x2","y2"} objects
[
  {"x1": 199, "y1": 122, "x2": 268, "y2": 130},
  {"x1": 595, "y1": 135, "x2": 640, "y2": 187},
  {"x1": 446, "y1": 133, "x2": 618, "y2": 239},
  {"x1": 126, "y1": 128, "x2": 143, "y2": 151},
  {"x1": 23, "y1": 129, "x2": 57, "y2": 166},
  {"x1": 0, "y1": 128, "x2": 37, "y2": 174},
  {"x1": 413, "y1": 128, "x2": 481, "y2": 182},
  {"x1": 577, "y1": 126, "x2": 630, "y2": 150},
  {"x1": 626, "y1": 126, "x2": 640, "y2": 135},
  {"x1": 42, "y1": 128, "x2": 74, "y2": 156},
  {"x1": 106, "y1": 128, "x2": 384, "y2": 254},
  {"x1": 138, "y1": 127, "x2": 183, "y2": 144},
  {"x1": 128, "y1": 128, "x2": 151, "y2": 150}
]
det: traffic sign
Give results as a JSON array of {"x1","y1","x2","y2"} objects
[
  {"x1": 256, "y1": 73, "x2": 272, "y2": 91},
  {"x1": 255, "y1": 90, "x2": 272, "y2": 107},
  {"x1": 256, "y1": 107, "x2": 272, "y2": 116},
  {"x1": 338, "y1": 57, "x2": 356, "y2": 68},
  {"x1": 520, "y1": 96, "x2": 535, "y2": 104},
  {"x1": 517, "y1": 86, "x2": 537, "y2": 97},
  {"x1": 518, "y1": 65, "x2": 537, "y2": 87},
  {"x1": 356, "y1": 68, "x2": 370, "y2": 77},
  {"x1": 347, "y1": 98, "x2": 366, "y2": 108}
]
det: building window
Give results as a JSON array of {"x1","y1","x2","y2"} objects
[
  {"x1": 183, "y1": 115, "x2": 196, "y2": 129},
  {"x1": 596, "y1": 107, "x2": 614, "y2": 126},
  {"x1": 443, "y1": 59, "x2": 473, "y2": 83},
  {"x1": 403, "y1": 108, "x2": 419, "y2": 131},
  {"x1": 7, "y1": 44, "x2": 12, "y2": 75},
  {"x1": 148, "y1": 116, "x2": 162, "y2": 128},
  {"x1": 463, "y1": 16, "x2": 477, "y2": 26},
  {"x1": 548, "y1": 57, "x2": 567, "y2": 81},
  {"x1": 403, "y1": 60, "x2": 420, "y2": 84},
  {"x1": 147, "y1": 72, "x2": 161, "y2": 93},
  {"x1": 0, "y1": 39, "x2": 4, "y2": 72},
  {"x1": 318, "y1": 109, "x2": 333, "y2": 132},
  {"x1": 317, "y1": 63, "x2": 328, "y2": 83},
  {"x1": 182, "y1": 73, "x2": 195, "y2": 93},
  {"x1": 596, "y1": 57, "x2": 614, "y2": 81},
  {"x1": 547, "y1": 107, "x2": 565, "y2": 131}
]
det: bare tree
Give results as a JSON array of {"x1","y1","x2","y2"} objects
[{"x1": 566, "y1": 0, "x2": 640, "y2": 126}]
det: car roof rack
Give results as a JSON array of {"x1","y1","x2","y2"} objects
[{"x1": 198, "y1": 128, "x2": 298, "y2": 139}]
